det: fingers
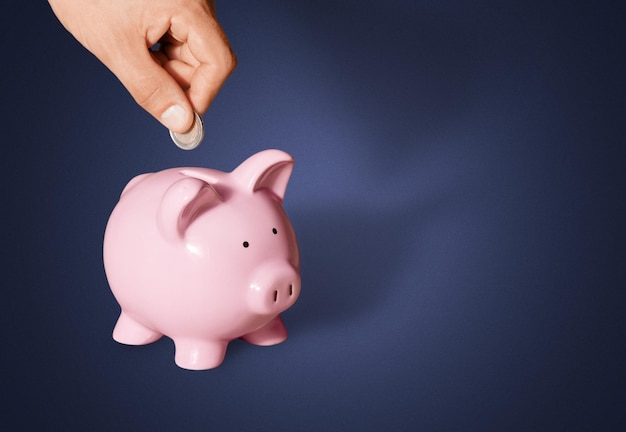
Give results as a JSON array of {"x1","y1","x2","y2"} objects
[
  {"x1": 48, "y1": 0, "x2": 236, "y2": 132},
  {"x1": 187, "y1": 61, "x2": 234, "y2": 114},
  {"x1": 162, "y1": 38, "x2": 200, "y2": 68},
  {"x1": 168, "y1": 9, "x2": 237, "y2": 115},
  {"x1": 162, "y1": 58, "x2": 195, "y2": 91},
  {"x1": 112, "y1": 42, "x2": 195, "y2": 133},
  {"x1": 160, "y1": 40, "x2": 236, "y2": 116},
  {"x1": 187, "y1": 41, "x2": 237, "y2": 114}
]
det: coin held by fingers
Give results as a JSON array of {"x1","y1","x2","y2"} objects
[{"x1": 170, "y1": 112, "x2": 204, "y2": 150}]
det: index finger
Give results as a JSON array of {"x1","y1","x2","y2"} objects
[{"x1": 169, "y1": 7, "x2": 236, "y2": 114}]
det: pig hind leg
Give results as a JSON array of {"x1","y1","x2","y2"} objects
[
  {"x1": 241, "y1": 315, "x2": 288, "y2": 346},
  {"x1": 113, "y1": 311, "x2": 163, "y2": 345}
]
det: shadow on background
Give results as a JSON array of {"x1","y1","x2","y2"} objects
[{"x1": 289, "y1": 204, "x2": 424, "y2": 333}]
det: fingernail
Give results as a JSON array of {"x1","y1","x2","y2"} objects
[{"x1": 161, "y1": 104, "x2": 189, "y2": 131}]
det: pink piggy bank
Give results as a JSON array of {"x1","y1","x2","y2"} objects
[{"x1": 103, "y1": 149, "x2": 301, "y2": 370}]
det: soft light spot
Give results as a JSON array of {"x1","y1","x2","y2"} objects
[{"x1": 186, "y1": 243, "x2": 203, "y2": 257}]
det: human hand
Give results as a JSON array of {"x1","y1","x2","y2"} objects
[{"x1": 48, "y1": 0, "x2": 236, "y2": 133}]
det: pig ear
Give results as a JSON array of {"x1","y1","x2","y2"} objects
[
  {"x1": 233, "y1": 149, "x2": 294, "y2": 200},
  {"x1": 157, "y1": 177, "x2": 221, "y2": 242}
]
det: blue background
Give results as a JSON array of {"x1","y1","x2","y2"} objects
[{"x1": 2, "y1": 1, "x2": 624, "y2": 430}]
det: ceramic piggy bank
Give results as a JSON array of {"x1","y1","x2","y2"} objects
[{"x1": 103, "y1": 149, "x2": 301, "y2": 370}]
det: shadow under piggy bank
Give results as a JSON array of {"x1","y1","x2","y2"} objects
[{"x1": 286, "y1": 202, "x2": 426, "y2": 334}]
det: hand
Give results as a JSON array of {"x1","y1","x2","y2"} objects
[{"x1": 48, "y1": 0, "x2": 236, "y2": 133}]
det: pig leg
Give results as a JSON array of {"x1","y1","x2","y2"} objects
[
  {"x1": 241, "y1": 315, "x2": 288, "y2": 346},
  {"x1": 173, "y1": 339, "x2": 228, "y2": 370},
  {"x1": 112, "y1": 311, "x2": 162, "y2": 345}
]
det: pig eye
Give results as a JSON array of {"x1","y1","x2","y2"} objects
[
  {"x1": 242, "y1": 241, "x2": 249, "y2": 248},
  {"x1": 272, "y1": 228, "x2": 278, "y2": 235}
]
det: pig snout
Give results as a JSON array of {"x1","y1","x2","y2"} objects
[{"x1": 248, "y1": 261, "x2": 301, "y2": 315}]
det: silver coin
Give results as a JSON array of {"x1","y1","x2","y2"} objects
[{"x1": 170, "y1": 112, "x2": 204, "y2": 150}]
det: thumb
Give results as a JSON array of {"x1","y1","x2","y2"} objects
[{"x1": 111, "y1": 47, "x2": 194, "y2": 133}]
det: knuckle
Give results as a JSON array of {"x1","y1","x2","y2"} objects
[
  {"x1": 214, "y1": 50, "x2": 237, "y2": 80},
  {"x1": 228, "y1": 51, "x2": 238, "y2": 72}
]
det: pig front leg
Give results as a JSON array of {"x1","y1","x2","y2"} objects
[
  {"x1": 241, "y1": 315, "x2": 288, "y2": 346},
  {"x1": 173, "y1": 339, "x2": 228, "y2": 370},
  {"x1": 113, "y1": 311, "x2": 163, "y2": 345}
]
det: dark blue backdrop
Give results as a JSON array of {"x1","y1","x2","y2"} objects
[{"x1": 2, "y1": 1, "x2": 624, "y2": 430}]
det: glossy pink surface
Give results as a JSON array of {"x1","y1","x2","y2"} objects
[{"x1": 103, "y1": 150, "x2": 301, "y2": 370}]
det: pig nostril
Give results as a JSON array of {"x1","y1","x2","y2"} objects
[
  {"x1": 289, "y1": 284, "x2": 293, "y2": 296},
  {"x1": 273, "y1": 290, "x2": 278, "y2": 302}
]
